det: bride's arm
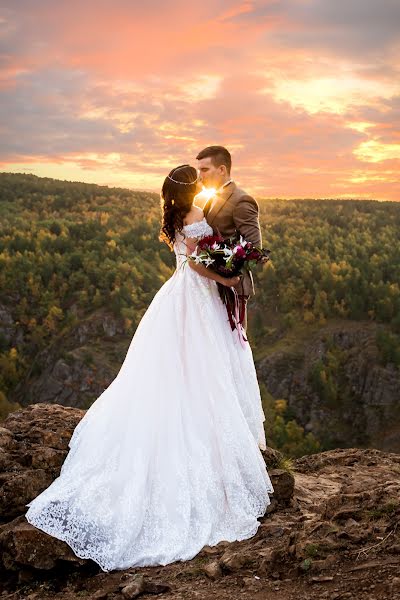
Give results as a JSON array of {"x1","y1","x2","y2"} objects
[{"x1": 184, "y1": 236, "x2": 238, "y2": 286}]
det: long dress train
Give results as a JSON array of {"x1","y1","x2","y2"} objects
[{"x1": 25, "y1": 216, "x2": 274, "y2": 572}]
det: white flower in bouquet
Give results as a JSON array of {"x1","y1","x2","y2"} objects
[{"x1": 204, "y1": 257, "x2": 215, "y2": 267}]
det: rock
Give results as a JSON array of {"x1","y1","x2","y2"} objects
[
  {"x1": 4, "y1": 402, "x2": 83, "y2": 449},
  {"x1": 270, "y1": 570, "x2": 280, "y2": 579},
  {"x1": 103, "y1": 315, "x2": 121, "y2": 337},
  {"x1": 120, "y1": 575, "x2": 146, "y2": 599},
  {"x1": 0, "y1": 427, "x2": 15, "y2": 451},
  {"x1": 30, "y1": 446, "x2": 66, "y2": 469},
  {"x1": 260, "y1": 446, "x2": 283, "y2": 469},
  {"x1": 242, "y1": 575, "x2": 262, "y2": 588},
  {"x1": 0, "y1": 303, "x2": 24, "y2": 346},
  {"x1": 202, "y1": 560, "x2": 223, "y2": 580},
  {"x1": 17, "y1": 567, "x2": 36, "y2": 584},
  {"x1": 1, "y1": 469, "x2": 53, "y2": 518},
  {"x1": 93, "y1": 591, "x2": 109, "y2": 600},
  {"x1": 310, "y1": 556, "x2": 338, "y2": 572},
  {"x1": 120, "y1": 574, "x2": 170, "y2": 599},
  {"x1": 258, "y1": 547, "x2": 288, "y2": 575},
  {"x1": 311, "y1": 575, "x2": 334, "y2": 583},
  {"x1": 0, "y1": 515, "x2": 87, "y2": 570},
  {"x1": 199, "y1": 544, "x2": 222, "y2": 556},
  {"x1": 391, "y1": 576, "x2": 400, "y2": 588},
  {"x1": 265, "y1": 496, "x2": 279, "y2": 514},
  {"x1": 269, "y1": 468, "x2": 295, "y2": 504},
  {"x1": 332, "y1": 507, "x2": 363, "y2": 521},
  {"x1": 260, "y1": 523, "x2": 291, "y2": 538},
  {"x1": 0, "y1": 404, "x2": 83, "y2": 519},
  {"x1": 220, "y1": 550, "x2": 253, "y2": 571},
  {"x1": 344, "y1": 517, "x2": 359, "y2": 527}
]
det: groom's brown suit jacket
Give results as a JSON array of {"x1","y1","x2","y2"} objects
[{"x1": 203, "y1": 181, "x2": 262, "y2": 298}]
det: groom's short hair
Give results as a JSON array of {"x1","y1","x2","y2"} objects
[{"x1": 196, "y1": 146, "x2": 232, "y2": 174}]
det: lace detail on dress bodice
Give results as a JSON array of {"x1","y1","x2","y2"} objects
[
  {"x1": 174, "y1": 217, "x2": 213, "y2": 269},
  {"x1": 181, "y1": 217, "x2": 213, "y2": 239}
]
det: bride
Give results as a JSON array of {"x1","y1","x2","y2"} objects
[{"x1": 25, "y1": 164, "x2": 274, "y2": 572}]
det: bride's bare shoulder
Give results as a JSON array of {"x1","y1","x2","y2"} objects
[{"x1": 183, "y1": 205, "x2": 204, "y2": 226}]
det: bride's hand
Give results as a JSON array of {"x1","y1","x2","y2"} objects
[{"x1": 220, "y1": 275, "x2": 241, "y2": 287}]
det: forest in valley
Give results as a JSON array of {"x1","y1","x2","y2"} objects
[{"x1": 1, "y1": 172, "x2": 399, "y2": 457}]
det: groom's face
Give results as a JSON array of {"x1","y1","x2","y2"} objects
[{"x1": 197, "y1": 157, "x2": 225, "y2": 190}]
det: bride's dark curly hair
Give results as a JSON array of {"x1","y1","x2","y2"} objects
[{"x1": 158, "y1": 164, "x2": 199, "y2": 250}]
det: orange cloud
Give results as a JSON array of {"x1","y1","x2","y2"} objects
[{"x1": 0, "y1": 0, "x2": 399, "y2": 200}]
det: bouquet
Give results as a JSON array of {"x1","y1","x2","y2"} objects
[{"x1": 183, "y1": 228, "x2": 271, "y2": 345}]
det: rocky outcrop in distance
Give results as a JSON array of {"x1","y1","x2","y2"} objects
[{"x1": 257, "y1": 321, "x2": 400, "y2": 453}]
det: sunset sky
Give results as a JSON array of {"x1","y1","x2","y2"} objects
[{"x1": 1, "y1": 0, "x2": 399, "y2": 200}]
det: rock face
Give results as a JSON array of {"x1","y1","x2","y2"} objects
[
  {"x1": 0, "y1": 516, "x2": 87, "y2": 571},
  {"x1": 6, "y1": 312, "x2": 399, "y2": 452},
  {"x1": 0, "y1": 303, "x2": 25, "y2": 346},
  {"x1": 1, "y1": 404, "x2": 399, "y2": 600},
  {"x1": 257, "y1": 321, "x2": 400, "y2": 452},
  {"x1": 11, "y1": 308, "x2": 126, "y2": 409},
  {"x1": 0, "y1": 404, "x2": 83, "y2": 521}
]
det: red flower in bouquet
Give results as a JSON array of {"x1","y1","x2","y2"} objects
[
  {"x1": 197, "y1": 233, "x2": 225, "y2": 251},
  {"x1": 233, "y1": 245, "x2": 246, "y2": 259}
]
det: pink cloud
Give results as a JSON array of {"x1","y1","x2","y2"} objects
[{"x1": 0, "y1": 0, "x2": 399, "y2": 200}]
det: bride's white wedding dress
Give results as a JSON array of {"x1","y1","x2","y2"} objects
[{"x1": 25, "y1": 217, "x2": 274, "y2": 572}]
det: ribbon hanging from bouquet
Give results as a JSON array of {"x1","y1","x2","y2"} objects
[
  {"x1": 231, "y1": 286, "x2": 248, "y2": 347},
  {"x1": 217, "y1": 282, "x2": 248, "y2": 347}
]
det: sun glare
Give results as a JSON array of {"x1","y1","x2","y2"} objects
[
  {"x1": 194, "y1": 186, "x2": 216, "y2": 208},
  {"x1": 201, "y1": 187, "x2": 217, "y2": 200}
]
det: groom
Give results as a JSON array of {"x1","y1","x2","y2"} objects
[{"x1": 196, "y1": 145, "x2": 265, "y2": 332}]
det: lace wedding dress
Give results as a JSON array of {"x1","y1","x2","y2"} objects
[{"x1": 25, "y1": 217, "x2": 274, "y2": 572}]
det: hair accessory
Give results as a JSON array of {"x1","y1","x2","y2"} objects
[{"x1": 167, "y1": 174, "x2": 199, "y2": 185}]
